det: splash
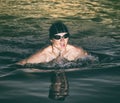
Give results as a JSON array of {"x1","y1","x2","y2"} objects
[{"x1": 23, "y1": 54, "x2": 99, "y2": 69}]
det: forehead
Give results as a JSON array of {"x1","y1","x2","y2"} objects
[{"x1": 55, "y1": 32, "x2": 67, "y2": 36}]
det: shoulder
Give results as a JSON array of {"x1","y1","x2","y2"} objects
[
  {"x1": 36, "y1": 45, "x2": 52, "y2": 55},
  {"x1": 25, "y1": 46, "x2": 52, "y2": 58},
  {"x1": 67, "y1": 44, "x2": 88, "y2": 55},
  {"x1": 67, "y1": 44, "x2": 83, "y2": 51}
]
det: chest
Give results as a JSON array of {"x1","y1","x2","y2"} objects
[
  {"x1": 48, "y1": 48, "x2": 80, "y2": 62},
  {"x1": 63, "y1": 52, "x2": 78, "y2": 61}
]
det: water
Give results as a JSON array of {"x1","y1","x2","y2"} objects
[{"x1": 0, "y1": 0, "x2": 120, "y2": 103}]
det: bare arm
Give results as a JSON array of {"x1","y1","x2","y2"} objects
[
  {"x1": 16, "y1": 51, "x2": 45, "y2": 65},
  {"x1": 65, "y1": 45, "x2": 88, "y2": 61},
  {"x1": 78, "y1": 47, "x2": 88, "y2": 56},
  {"x1": 16, "y1": 46, "x2": 52, "y2": 65}
]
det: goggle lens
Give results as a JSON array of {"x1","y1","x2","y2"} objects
[{"x1": 53, "y1": 34, "x2": 69, "y2": 40}]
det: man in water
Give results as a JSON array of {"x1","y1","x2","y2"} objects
[{"x1": 17, "y1": 21, "x2": 88, "y2": 65}]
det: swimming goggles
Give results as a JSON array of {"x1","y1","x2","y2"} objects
[{"x1": 53, "y1": 33, "x2": 69, "y2": 40}]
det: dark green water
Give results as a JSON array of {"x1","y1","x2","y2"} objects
[{"x1": 0, "y1": 0, "x2": 120, "y2": 103}]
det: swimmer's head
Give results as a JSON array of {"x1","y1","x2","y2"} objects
[{"x1": 49, "y1": 21, "x2": 70, "y2": 40}]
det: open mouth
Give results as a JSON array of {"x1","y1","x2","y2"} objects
[{"x1": 60, "y1": 43, "x2": 65, "y2": 48}]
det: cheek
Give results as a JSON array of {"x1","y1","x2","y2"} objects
[
  {"x1": 65, "y1": 39, "x2": 68, "y2": 44},
  {"x1": 55, "y1": 42, "x2": 60, "y2": 45},
  {"x1": 51, "y1": 40, "x2": 60, "y2": 45}
]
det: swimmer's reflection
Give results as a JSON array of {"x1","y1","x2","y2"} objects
[{"x1": 49, "y1": 70, "x2": 69, "y2": 101}]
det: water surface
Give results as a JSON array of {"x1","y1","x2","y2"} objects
[{"x1": 0, "y1": 0, "x2": 120, "y2": 103}]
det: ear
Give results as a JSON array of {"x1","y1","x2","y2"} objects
[
  {"x1": 50, "y1": 39, "x2": 54, "y2": 44},
  {"x1": 50, "y1": 39, "x2": 53, "y2": 42}
]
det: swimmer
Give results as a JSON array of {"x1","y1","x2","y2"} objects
[{"x1": 17, "y1": 21, "x2": 88, "y2": 65}]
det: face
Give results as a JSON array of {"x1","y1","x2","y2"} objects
[{"x1": 51, "y1": 32, "x2": 69, "y2": 51}]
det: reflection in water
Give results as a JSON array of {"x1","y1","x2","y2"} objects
[{"x1": 49, "y1": 70, "x2": 69, "y2": 101}]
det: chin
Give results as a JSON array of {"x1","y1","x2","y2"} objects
[{"x1": 60, "y1": 45, "x2": 66, "y2": 49}]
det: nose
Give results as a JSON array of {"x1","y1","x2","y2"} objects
[{"x1": 60, "y1": 37, "x2": 65, "y2": 42}]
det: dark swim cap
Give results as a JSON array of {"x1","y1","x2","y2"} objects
[{"x1": 49, "y1": 21, "x2": 70, "y2": 39}]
